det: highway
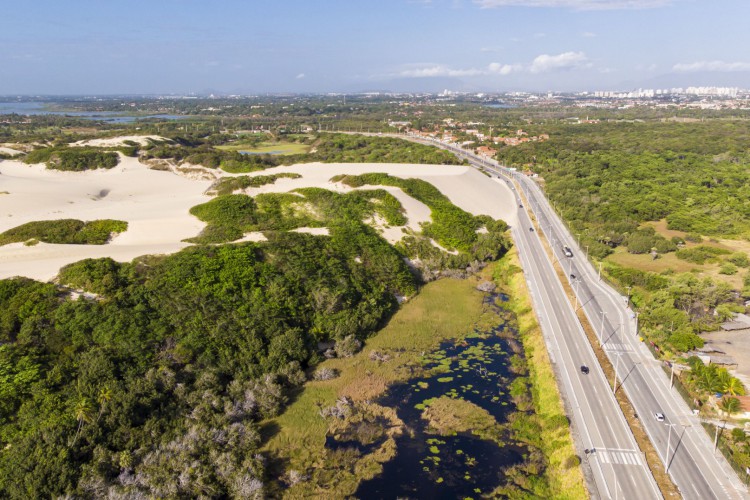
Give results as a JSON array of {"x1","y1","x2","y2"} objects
[
  {"x1": 430, "y1": 138, "x2": 748, "y2": 500},
  {"x1": 511, "y1": 186, "x2": 661, "y2": 499},
  {"x1": 516, "y1": 170, "x2": 747, "y2": 500}
]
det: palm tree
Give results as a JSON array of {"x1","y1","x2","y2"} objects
[
  {"x1": 97, "y1": 385, "x2": 112, "y2": 422},
  {"x1": 699, "y1": 370, "x2": 721, "y2": 393},
  {"x1": 720, "y1": 396, "x2": 742, "y2": 418},
  {"x1": 72, "y1": 397, "x2": 94, "y2": 446},
  {"x1": 722, "y1": 377, "x2": 746, "y2": 397}
]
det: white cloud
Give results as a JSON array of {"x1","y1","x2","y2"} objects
[
  {"x1": 398, "y1": 64, "x2": 484, "y2": 77},
  {"x1": 530, "y1": 51, "x2": 590, "y2": 73},
  {"x1": 488, "y1": 62, "x2": 520, "y2": 75},
  {"x1": 395, "y1": 53, "x2": 590, "y2": 79},
  {"x1": 582, "y1": 31, "x2": 597, "y2": 37},
  {"x1": 673, "y1": 60, "x2": 750, "y2": 72},
  {"x1": 474, "y1": 0, "x2": 673, "y2": 10},
  {"x1": 296, "y1": 73, "x2": 306, "y2": 79}
]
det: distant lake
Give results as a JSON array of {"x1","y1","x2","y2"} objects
[{"x1": 0, "y1": 102, "x2": 188, "y2": 123}]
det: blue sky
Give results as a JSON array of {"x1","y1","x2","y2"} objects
[{"x1": 1, "y1": 0, "x2": 748, "y2": 94}]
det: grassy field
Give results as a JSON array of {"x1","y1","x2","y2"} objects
[
  {"x1": 493, "y1": 249, "x2": 588, "y2": 499},
  {"x1": 607, "y1": 219, "x2": 747, "y2": 289},
  {"x1": 216, "y1": 140, "x2": 310, "y2": 155},
  {"x1": 262, "y1": 277, "x2": 487, "y2": 497}
]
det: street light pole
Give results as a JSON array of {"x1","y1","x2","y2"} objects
[
  {"x1": 714, "y1": 420, "x2": 726, "y2": 452},
  {"x1": 599, "y1": 311, "x2": 607, "y2": 343},
  {"x1": 574, "y1": 279, "x2": 581, "y2": 310},
  {"x1": 585, "y1": 245, "x2": 589, "y2": 259}
]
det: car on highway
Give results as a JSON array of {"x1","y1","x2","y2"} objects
[
  {"x1": 563, "y1": 246, "x2": 573, "y2": 257},
  {"x1": 580, "y1": 365, "x2": 589, "y2": 374},
  {"x1": 654, "y1": 412, "x2": 665, "y2": 422},
  {"x1": 529, "y1": 227, "x2": 534, "y2": 232}
]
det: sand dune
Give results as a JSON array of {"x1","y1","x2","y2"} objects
[
  {"x1": 0, "y1": 159, "x2": 517, "y2": 281},
  {"x1": 71, "y1": 135, "x2": 169, "y2": 148}
]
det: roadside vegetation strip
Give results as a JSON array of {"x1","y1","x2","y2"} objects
[
  {"x1": 0, "y1": 219, "x2": 128, "y2": 246},
  {"x1": 493, "y1": 248, "x2": 588, "y2": 499},
  {"x1": 261, "y1": 278, "x2": 486, "y2": 497}
]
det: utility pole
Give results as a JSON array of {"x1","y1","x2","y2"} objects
[{"x1": 598, "y1": 262, "x2": 603, "y2": 281}]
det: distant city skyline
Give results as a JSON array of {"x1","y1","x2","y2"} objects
[{"x1": 2, "y1": 0, "x2": 749, "y2": 95}]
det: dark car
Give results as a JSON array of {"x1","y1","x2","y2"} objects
[
  {"x1": 529, "y1": 227, "x2": 534, "y2": 232},
  {"x1": 580, "y1": 365, "x2": 589, "y2": 374}
]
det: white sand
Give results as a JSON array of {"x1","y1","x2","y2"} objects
[
  {"x1": 0, "y1": 156, "x2": 212, "y2": 281},
  {"x1": 71, "y1": 135, "x2": 169, "y2": 148},
  {"x1": 0, "y1": 146, "x2": 23, "y2": 156},
  {"x1": 0, "y1": 160, "x2": 517, "y2": 282}
]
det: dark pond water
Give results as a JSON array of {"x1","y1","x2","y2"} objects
[
  {"x1": 352, "y1": 295, "x2": 526, "y2": 499},
  {"x1": 0, "y1": 102, "x2": 187, "y2": 123}
]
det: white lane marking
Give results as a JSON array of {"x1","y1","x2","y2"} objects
[{"x1": 595, "y1": 449, "x2": 643, "y2": 466}]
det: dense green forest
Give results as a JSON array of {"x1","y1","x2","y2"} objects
[
  {"x1": 0, "y1": 175, "x2": 510, "y2": 497},
  {"x1": 0, "y1": 228, "x2": 422, "y2": 497},
  {"x1": 0, "y1": 219, "x2": 128, "y2": 246}
]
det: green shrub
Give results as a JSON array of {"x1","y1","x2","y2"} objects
[
  {"x1": 719, "y1": 263, "x2": 738, "y2": 275},
  {"x1": 676, "y1": 245, "x2": 730, "y2": 264},
  {"x1": 25, "y1": 146, "x2": 119, "y2": 171},
  {"x1": 0, "y1": 219, "x2": 127, "y2": 246},
  {"x1": 728, "y1": 252, "x2": 750, "y2": 268}
]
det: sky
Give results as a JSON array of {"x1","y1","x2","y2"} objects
[{"x1": 1, "y1": 0, "x2": 749, "y2": 95}]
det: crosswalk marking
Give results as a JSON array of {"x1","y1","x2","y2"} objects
[
  {"x1": 594, "y1": 449, "x2": 642, "y2": 466},
  {"x1": 603, "y1": 343, "x2": 632, "y2": 352}
]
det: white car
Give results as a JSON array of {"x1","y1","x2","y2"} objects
[{"x1": 654, "y1": 412, "x2": 665, "y2": 422}]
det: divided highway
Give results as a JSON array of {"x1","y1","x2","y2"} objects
[{"x1": 439, "y1": 139, "x2": 748, "y2": 499}]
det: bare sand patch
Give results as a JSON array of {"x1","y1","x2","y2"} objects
[
  {"x1": 0, "y1": 156, "x2": 212, "y2": 281},
  {"x1": 0, "y1": 146, "x2": 23, "y2": 156},
  {"x1": 71, "y1": 135, "x2": 169, "y2": 148},
  {"x1": 0, "y1": 160, "x2": 517, "y2": 282}
]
